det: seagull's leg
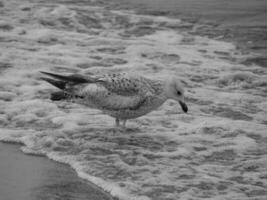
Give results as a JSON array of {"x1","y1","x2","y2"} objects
[
  {"x1": 115, "y1": 118, "x2": 120, "y2": 127},
  {"x1": 122, "y1": 119, "x2": 127, "y2": 129}
]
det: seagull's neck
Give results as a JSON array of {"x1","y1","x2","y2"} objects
[
  {"x1": 162, "y1": 79, "x2": 175, "y2": 100},
  {"x1": 147, "y1": 79, "x2": 165, "y2": 94},
  {"x1": 145, "y1": 77, "x2": 169, "y2": 101}
]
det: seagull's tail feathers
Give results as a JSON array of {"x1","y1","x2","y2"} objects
[
  {"x1": 40, "y1": 71, "x2": 91, "y2": 85},
  {"x1": 40, "y1": 71, "x2": 96, "y2": 101},
  {"x1": 40, "y1": 77, "x2": 67, "y2": 90},
  {"x1": 50, "y1": 91, "x2": 69, "y2": 101}
]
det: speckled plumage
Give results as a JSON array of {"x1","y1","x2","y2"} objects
[
  {"x1": 41, "y1": 71, "x2": 188, "y2": 127},
  {"x1": 74, "y1": 73, "x2": 167, "y2": 119}
]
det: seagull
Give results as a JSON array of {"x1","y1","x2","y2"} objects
[{"x1": 40, "y1": 72, "x2": 188, "y2": 128}]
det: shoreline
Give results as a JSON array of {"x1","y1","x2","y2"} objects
[{"x1": 0, "y1": 141, "x2": 114, "y2": 200}]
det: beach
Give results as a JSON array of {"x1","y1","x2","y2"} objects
[
  {"x1": 0, "y1": 142, "x2": 113, "y2": 200},
  {"x1": 0, "y1": 0, "x2": 267, "y2": 200}
]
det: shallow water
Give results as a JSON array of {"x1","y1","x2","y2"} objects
[
  {"x1": 111, "y1": 0, "x2": 267, "y2": 24},
  {"x1": 109, "y1": 0, "x2": 267, "y2": 59},
  {"x1": 0, "y1": 0, "x2": 267, "y2": 199}
]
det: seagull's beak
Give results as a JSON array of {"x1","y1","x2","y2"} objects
[{"x1": 179, "y1": 100, "x2": 188, "y2": 113}]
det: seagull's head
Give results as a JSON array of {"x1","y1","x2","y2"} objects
[{"x1": 164, "y1": 76, "x2": 188, "y2": 113}]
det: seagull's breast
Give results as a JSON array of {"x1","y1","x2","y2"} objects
[{"x1": 106, "y1": 94, "x2": 167, "y2": 119}]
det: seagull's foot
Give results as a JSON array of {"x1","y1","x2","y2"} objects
[
  {"x1": 115, "y1": 118, "x2": 120, "y2": 127},
  {"x1": 118, "y1": 120, "x2": 127, "y2": 132},
  {"x1": 122, "y1": 119, "x2": 127, "y2": 128},
  {"x1": 114, "y1": 119, "x2": 127, "y2": 132},
  {"x1": 116, "y1": 126, "x2": 126, "y2": 133}
]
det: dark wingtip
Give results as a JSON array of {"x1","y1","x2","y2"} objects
[
  {"x1": 40, "y1": 71, "x2": 68, "y2": 80},
  {"x1": 40, "y1": 77, "x2": 66, "y2": 90},
  {"x1": 50, "y1": 91, "x2": 68, "y2": 101},
  {"x1": 40, "y1": 71, "x2": 60, "y2": 77},
  {"x1": 40, "y1": 71, "x2": 89, "y2": 84},
  {"x1": 40, "y1": 71, "x2": 51, "y2": 75}
]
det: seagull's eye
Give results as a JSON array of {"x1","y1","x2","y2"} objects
[{"x1": 177, "y1": 91, "x2": 182, "y2": 96}]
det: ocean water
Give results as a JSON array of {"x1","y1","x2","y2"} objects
[{"x1": 0, "y1": 0, "x2": 267, "y2": 200}]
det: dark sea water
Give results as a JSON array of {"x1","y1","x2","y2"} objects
[
  {"x1": 109, "y1": 0, "x2": 267, "y2": 58},
  {"x1": 111, "y1": 0, "x2": 267, "y2": 24}
]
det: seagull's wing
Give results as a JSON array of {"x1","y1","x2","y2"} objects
[
  {"x1": 80, "y1": 73, "x2": 153, "y2": 110},
  {"x1": 41, "y1": 72, "x2": 154, "y2": 110},
  {"x1": 95, "y1": 73, "x2": 149, "y2": 95}
]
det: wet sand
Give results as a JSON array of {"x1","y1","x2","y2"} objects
[{"x1": 0, "y1": 142, "x2": 113, "y2": 200}]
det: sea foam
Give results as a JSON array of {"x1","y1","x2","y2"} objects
[{"x1": 0, "y1": 0, "x2": 267, "y2": 199}]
